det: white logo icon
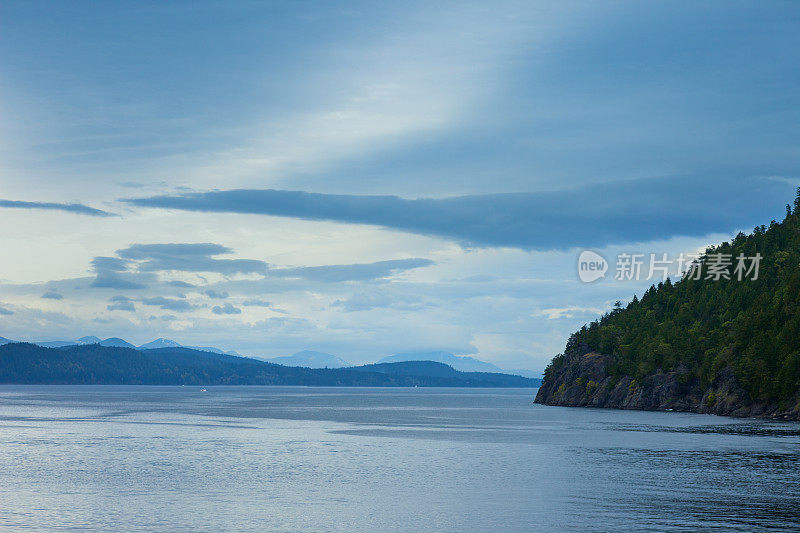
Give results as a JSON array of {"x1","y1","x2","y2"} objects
[{"x1": 578, "y1": 250, "x2": 608, "y2": 283}]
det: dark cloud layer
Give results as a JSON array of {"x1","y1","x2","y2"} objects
[
  {"x1": 125, "y1": 177, "x2": 796, "y2": 249},
  {"x1": 0, "y1": 199, "x2": 115, "y2": 217}
]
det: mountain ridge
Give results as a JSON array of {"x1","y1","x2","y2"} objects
[
  {"x1": 0, "y1": 342, "x2": 539, "y2": 388},
  {"x1": 0, "y1": 337, "x2": 534, "y2": 376}
]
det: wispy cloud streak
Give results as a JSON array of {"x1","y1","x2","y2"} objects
[{"x1": 0, "y1": 199, "x2": 115, "y2": 217}]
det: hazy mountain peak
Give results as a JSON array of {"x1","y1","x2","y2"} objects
[
  {"x1": 184, "y1": 345, "x2": 241, "y2": 357},
  {"x1": 377, "y1": 351, "x2": 506, "y2": 373},
  {"x1": 138, "y1": 338, "x2": 182, "y2": 350},
  {"x1": 76, "y1": 336, "x2": 102, "y2": 344},
  {"x1": 268, "y1": 350, "x2": 352, "y2": 369},
  {"x1": 99, "y1": 337, "x2": 136, "y2": 349}
]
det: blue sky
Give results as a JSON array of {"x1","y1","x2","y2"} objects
[{"x1": 0, "y1": 1, "x2": 798, "y2": 371}]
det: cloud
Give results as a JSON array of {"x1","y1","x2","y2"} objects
[
  {"x1": 536, "y1": 306, "x2": 606, "y2": 320},
  {"x1": 212, "y1": 303, "x2": 241, "y2": 315},
  {"x1": 205, "y1": 289, "x2": 229, "y2": 299},
  {"x1": 141, "y1": 296, "x2": 196, "y2": 312},
  {"x1": 87, "y1": 243, "x2": 265, "y2": 290},
  {"x1": 89, "y1": 256, "x2": 148, "y2": 290},
  {"x1": 107, "y1": 301, "x2": 136, "y2": 312},
  {"x1": 41, "y1": 291, "x2": 63, "y2": 300},
  {"x1": 91, "y1": 256, "x2": 129, "y2": 272},
  {"x1": 241, "y1": 299, "x2": 273, "y2": 307},
  {"x1": 0, "y1": 199, "x2": 116, "y2": 217},
  {"x1": 270, "y1": 258, "x2": 434, "y2": 282},
  {"x1": 115, "y1": 243, "x2": 267, "y2": 275},
  {"x1": 125, "y1": 176, "x2": 795, "y2": 250},
  {"x1": 90, "y1": 272, "x2": 148, "y2": 290},
  {"x1": 168, "y1": 280, "x2": 196, "y2": 288},
  {"x1": 332, "y1": 290, "x2": 428, "y2": 312},
  {"x1": 107, "y1": 295, "x2": 137, "y2": 312},
  {"x1": 0, "y1": 305, "x2": 14, "y2": 316}
]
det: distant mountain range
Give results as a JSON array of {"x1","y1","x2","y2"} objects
[
  {"x1": 267, "y1": 350, "x2": 352, "y2": 368},
  {"x1": 0, "y1": 342, "x2": 540, "y2": 388},
  {"x1": 377, "y1": 351, "x2": 505, "y2": 373},
  {"x1": 0, "y1": 336, "x2": 536, "y2": 377},
  {"x1": 34, "y1": 336, "x2": 109, "y2": 348},
  {"x1": 0, "y1": 336, "x2": 241, "y2": 356},
  {"x1": 502, "y1": 368, "x2": 543, "y2": 379},
  {"x1": 97, "y1": 337, "x2": 137, "y2": 348},
  {"x1": 138, "y1": 338, "x2": 242, "y2": 356},
  {"x1": 271, "y1": 349, "x2": 536, "y2": 377}
]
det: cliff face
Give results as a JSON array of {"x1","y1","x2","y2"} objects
[{"x1": 534, "y1": 343, "x2": 800, "y2": 420}]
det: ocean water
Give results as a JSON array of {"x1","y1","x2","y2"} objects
[{"x1": 0, "y1": 386, "x2": 798, "y2": 532}]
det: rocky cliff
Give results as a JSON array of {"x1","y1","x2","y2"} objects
[{"x1": 534, "y1": 342, "x2": 800, "y2": 420}]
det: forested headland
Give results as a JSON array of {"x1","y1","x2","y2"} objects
[{"x1": 536, "y1": 191, "x2": 800, "y2": 420}]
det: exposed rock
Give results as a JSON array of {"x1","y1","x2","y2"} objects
[{"x1": 535, "y1": 343, "x2": 800, "y2": 420}]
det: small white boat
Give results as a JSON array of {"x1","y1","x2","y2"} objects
[{"x1": 200, "y1": 388, "x2": 207, "y2": 392}]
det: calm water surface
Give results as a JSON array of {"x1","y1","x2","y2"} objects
[{"x1": 0, "y1": 386, "x2": 798, "y2": 532}]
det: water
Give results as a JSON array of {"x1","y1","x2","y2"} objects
[{"x1": 0, "y1": 386, "x2": 798, "y2": 532}]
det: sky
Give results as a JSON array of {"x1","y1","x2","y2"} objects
[{"x1": 0, "y1": 1, "x2": 798, "y2": 372}]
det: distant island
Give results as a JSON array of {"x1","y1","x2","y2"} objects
[
  {"x1": 0, "y1": 342, "x2": 540, "y2": 388},
  {"x1": 0, "y1": 335, "x2": 531, "y2": 376},
  {"x1": 536, "y1": 191, "x2": 800, "y2": 420}
]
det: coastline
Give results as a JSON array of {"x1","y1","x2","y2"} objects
[{"x1": 534, "y1": 343, "x2": 800, "y2": 421}]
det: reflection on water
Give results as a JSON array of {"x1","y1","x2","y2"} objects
[{"x1": 0, "y1": 386, "x2": 798, "y2": 532}]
